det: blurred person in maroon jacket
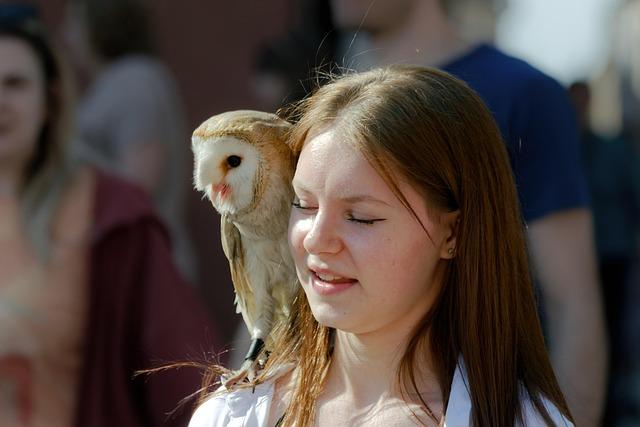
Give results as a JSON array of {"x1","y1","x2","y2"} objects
[
  {"x1": 62, "y1": 0, "x2": 195, "y2": 282},
  {"x1": 0, "y1": 4, "x2": 217, "y2": 426}
]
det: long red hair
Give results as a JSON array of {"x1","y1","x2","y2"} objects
[{"x1": 202, "y1": 65, "x2": 573, "y2": 427}]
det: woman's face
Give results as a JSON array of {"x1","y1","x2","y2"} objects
[
  {"x1": 288, "y1": 125, "x2": 457, "y2": 336},
  {"x1": 0, "y1": 37, "x2": 47, "y2": 170}
]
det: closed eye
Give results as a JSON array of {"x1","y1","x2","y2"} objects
[
  {"x1": 347, "y1": 215, "x2": 386, "y2": 225},
  {"x1": 292, "y1": 201, "x2": 316, "y2": 211}
]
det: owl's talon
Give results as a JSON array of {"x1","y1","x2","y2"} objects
[{"x1": 222, "y1": 358, "x2": 260, "y2": 389}]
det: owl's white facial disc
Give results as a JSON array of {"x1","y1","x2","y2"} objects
[{"x1": 193, "y1": 135, "x2": 261, "y2": 215}]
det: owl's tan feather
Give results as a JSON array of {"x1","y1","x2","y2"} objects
[
  {"x1": 192, "y1": 110, "x2": 298, "y2": 354},
  {"x1": 221, "y1": 214, "x2": 256, "y2": 330}
]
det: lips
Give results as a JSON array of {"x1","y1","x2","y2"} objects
[
  {"x1": 315, "y1": 272, "x2": 351, "y2": 283},
  {"x1": 310, "y1": 269, "x2": 357, "y2": 296}
]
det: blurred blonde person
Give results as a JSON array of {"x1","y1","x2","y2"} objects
[{"x1": 0, "y1": 4, "x2": 215, "y2": 426}]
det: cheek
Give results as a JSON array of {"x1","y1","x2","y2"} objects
[
  {"x1": 348, "y1": 232, "x2": 393, "y2": 267},
  {"x1": 6, "y1": 90, "x2": 46, "y2": 161},
  {"x1": 19, "y1": 87, "x2": 47, "y2": 133},
  {"x1": 368, "y1": 231, "x2": 437, "y2": 290}
]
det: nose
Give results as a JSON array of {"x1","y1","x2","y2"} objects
[{"x1": 302, "y1": 210, "x2": 342, "y2": 255}]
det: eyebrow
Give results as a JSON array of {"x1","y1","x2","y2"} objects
[
  {"x1": 340, "y1": 195, "x2": 391, "y2": 207},
  {"x1": 292, "y1": 181, "x2": 392, "y2": 207}
]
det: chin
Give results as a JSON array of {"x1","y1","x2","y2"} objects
[
  {"x1": 306, "y1": 298, "x2": 358, "y2": 332},
  {"x1": 310, "y1": 311, "x2": 343, "y2": 331}
]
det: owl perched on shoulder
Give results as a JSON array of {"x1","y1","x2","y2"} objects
[{"x1": 192, "y1": 110, "x2": 298, "y2": 386}]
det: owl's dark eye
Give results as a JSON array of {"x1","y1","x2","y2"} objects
[{"x1": 227, "y1": 155, "x2": 242, "y2": 168}]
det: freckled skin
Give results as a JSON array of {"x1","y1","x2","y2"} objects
[{"x1": 288, "y1": 126, "x2": 455, "y2": 336}]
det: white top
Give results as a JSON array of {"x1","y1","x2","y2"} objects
[{"x1": 189, "y1": 361, "x2": 574, "y2": 427}]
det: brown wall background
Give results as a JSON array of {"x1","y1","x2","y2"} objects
[{"x1": 40, "y1": 0, "x2": 296, "y2": 352}]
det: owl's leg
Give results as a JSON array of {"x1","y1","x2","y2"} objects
[
  {"x1": 224, "y1": 300, "x2": 274, "y2": 388},
  {"x1": 223, "y1": 338, "x2": 264, "y2": 388},
  {"x1": 244, "y1": 337, "x2": 265, "y2": 364}
]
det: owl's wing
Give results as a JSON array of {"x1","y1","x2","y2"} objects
[{"x1": 221, "y1": 215, "x2": 255, "y2": 332}]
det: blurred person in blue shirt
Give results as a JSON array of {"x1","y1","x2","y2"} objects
[
  {"x1": 329, "y1": 1, "x2": 607, "y2": 425},
  {"x1": 570, "y1": 80, "x2": 640, "y2": 427}
]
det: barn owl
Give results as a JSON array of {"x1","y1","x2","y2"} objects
[{"x1": 192, "y1": 110, "x2": 298, "y2": 386}]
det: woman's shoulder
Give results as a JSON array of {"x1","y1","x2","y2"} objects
[
  {"x1": 188, "y1": 364, "x2": 295, "y2": 427},
  {"x1": 188, "y1": 394, "x2": 232, "y2": 427},
  {"x1": 446, "y1": 360, "x2": 574, "y2": 427},
  {"x1": 188, "y1": 383, "x2": 275, "y2": 427}
]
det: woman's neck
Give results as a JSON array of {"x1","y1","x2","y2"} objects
[
  {"x1": 332, "y1": 330, "x2": 402, "y2": 398},
  {"x1": 326, "y1": 327, "x2": 440, "y2": 406},
  {"x1": 312, "y1": 327, "x2": 444, "y2": 426}
]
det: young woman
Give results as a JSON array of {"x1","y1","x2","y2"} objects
[
  {"x1": 0, "y1": 5, "x2": 214, "y2": 426},
  {"x1": 189, "y1": 66, "x2": 574, "y2": 426}
]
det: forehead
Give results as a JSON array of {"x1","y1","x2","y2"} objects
[
  {"x1": 0, "y1": 37, "x2": 42, "y2": 77},
  {"x1": 295, "y1": 126, "x2": 392, "y2": 198}
]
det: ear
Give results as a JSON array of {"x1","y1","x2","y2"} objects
[{"x1": 440, "y1": 210, "x2": 460, "y2": 259}]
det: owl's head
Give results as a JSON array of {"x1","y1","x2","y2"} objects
[{"x1": 192, "y1": 110, "x2": 291, "y2": 216}]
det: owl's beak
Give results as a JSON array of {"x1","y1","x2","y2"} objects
[{"x1": 211, "y1": 183, "x2": 231, "y2": 200}]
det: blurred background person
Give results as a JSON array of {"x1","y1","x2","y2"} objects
[
  {"x1": 615, "y1": 2, "x2": 640, "y2": 425},
  {"x1": 569, "y1": 80, "x2": 640, "y2": 427},
  {"x1": 328, "y1": 0, "x2": 607, "y2": 425},
  {"x1": 251, "y1": 0, "x2": 338, "y2": 113},
  {"x1": 61, "y1": 0, "x2": 195, "y2": 281},
  {"x1": 0, "y1": 3, "x2": 216, "y2": 426}
]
